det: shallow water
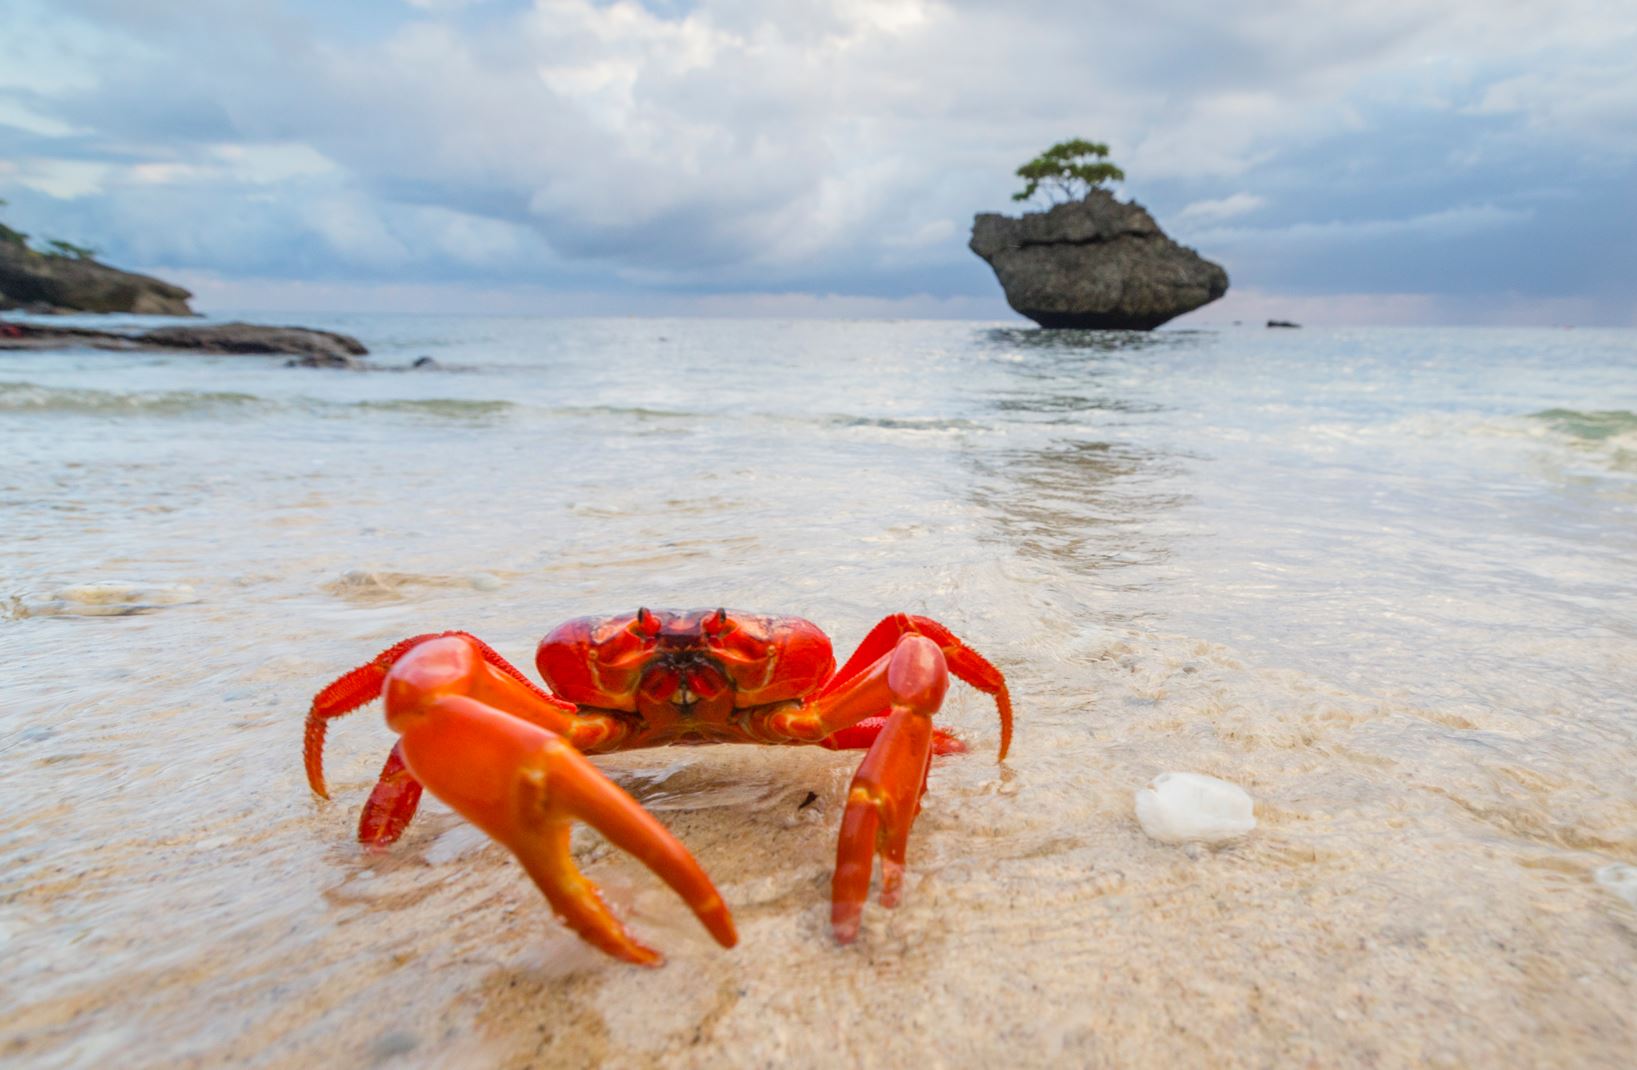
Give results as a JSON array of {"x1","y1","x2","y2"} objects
[{"x1": 2, "y1": 317, "x2": 1635, "y2": 1068}]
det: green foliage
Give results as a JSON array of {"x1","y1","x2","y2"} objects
[
  {"x1": 46, "y1": 238, "x2": 98, "y2": 260},
  {"x1": 1011, "y1": 139, "x2": 1125, "y2": 205},
  {"x1": 0, "y1": 198, "x2": 27, "y2": 247},
  {"x1": 0, "y1": 198, "x2": 99, "y2": 258}
]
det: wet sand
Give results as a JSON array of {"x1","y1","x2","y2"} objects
[{"x1": 5, "y1": 596, "x2": 1633, "y2": 1068}]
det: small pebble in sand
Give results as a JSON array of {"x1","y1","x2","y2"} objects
[
  {"x1": 1135, "y1": 772, "x2": 1256, "y2": 844},
  {"x1": 1594, "y1": 864, "x2": 1637, "y2": 909}
]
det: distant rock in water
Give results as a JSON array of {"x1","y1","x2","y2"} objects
[
  {"x1": 969, "y1": 190, "x2": 1228, "y2": 330},
  {"x1": 1266, "y1": 319, "x2": 1301, "y2": 329},
  {"x1": 0, "y1": 240, "x2": 194, "y2": 315},
  {"x1": 140, "y1": 323, "x2": 368, "y2": 366},
  {"x1": 0, "y1": 321, "x2": 368, "y2": 367}
]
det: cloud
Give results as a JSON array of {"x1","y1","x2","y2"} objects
[
  {"x1": 168, "y1": 269, "x2": 1011, "y2": 319},
  {"x1": 1472, "y1": 61, "x2": 1637, "y2": 152},
  {"x1": 404, "y1": 0, "x2": 491, "y2": 10},
  {"x1": 1191, "y1": 202, "x2": 1532, "y2": 247},
  {"x1": 1, "y1": 0, "x2": 1634, "y2": 322},
  {"x1": 1177, "y1": 193, "x2": 1266, "y2": 223}
]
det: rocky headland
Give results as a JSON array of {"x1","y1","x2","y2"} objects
[
  {"x1": 0, "y1": 239, "x2": 195, "y2": 316},
  {"x1": 1, "y1": 227, "x2": 369, "y2": 366},
  {"x1": 970, "y1": 190, "x2": 1228, "y2": 329},
  {"x1": 0, "y1": 321, "x2": 369, "y2": 368}
]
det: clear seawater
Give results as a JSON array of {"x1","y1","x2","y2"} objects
[{"x1": 2, "y1": 316, "x2": 1634, "y2": 1068}]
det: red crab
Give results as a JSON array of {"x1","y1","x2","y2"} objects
[{"x1": 304, "y1": 609, "x2": 1012, "y2": 965}]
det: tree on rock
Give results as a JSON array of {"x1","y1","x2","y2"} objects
[
  {"x1": 0, "y1": 200, "x2": 97, "y2": 259},
  {"x1": 0, "y1": 199, "x2": 28, "y2": 247},
  {"x1": 1012, "y1": 139, "x2": 1125, "y2": 205},
  {"x1": 46, "y1": 239, "x2": 98, "y2": 260}
]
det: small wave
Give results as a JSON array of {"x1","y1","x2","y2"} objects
[
  {"x1": 1527, "y1": 408, "x2": 1637, "y2": 474},
  {"x1": 1529, "y1": 408, "x2": 1637, "y2": 442},
  {"x1": 0, "y1": 381, "x2": 534, "y2": 423},
  {"x1": 0, "y1": 381, "x2": 264, "y2": 415},
  {"x1": 995, "y1": 395, "x2": 1163, "y2": 417},
  {"x1": 830, "y1": 415, "x2": 985, "y2": 433},
  {"x1": 550, "y1": 404, "x2": 703, "y2": 421},
  {"x1": 351, "y1": 398, "x2": 515, "y2": 419}
]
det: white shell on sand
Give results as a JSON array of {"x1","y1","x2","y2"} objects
[{"x1": 1135, "y1": 772, "x2": 1256, "y2": 844}]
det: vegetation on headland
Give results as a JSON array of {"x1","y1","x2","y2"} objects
[
  {"x1": 1, "y1": 197, "x2": 192, "y2": 314},
  {"x1": 0, "y1": 199, "x2": 99, "y2": 260},
  {"x1": 1011, "y1": 139, "x2": 1125, "y2": 206},
  {"x1": 0, "y1": 200, "x2": 27, "y2": 247}
]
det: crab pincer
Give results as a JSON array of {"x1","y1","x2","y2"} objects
[{"x1": 382, "y1": 636, "x2": 737, "y2": 965}]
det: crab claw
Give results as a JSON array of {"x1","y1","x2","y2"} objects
[{"x1": 386, "y1": 636, "x2": 737, "y2": 966}]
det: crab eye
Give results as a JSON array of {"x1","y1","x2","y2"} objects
[
  {"x1": 703, "y1": 607, "x2": 731, "y2": 636},
  {"x1": 632, "y1": 607, "x2": 661, "y2": 637}
]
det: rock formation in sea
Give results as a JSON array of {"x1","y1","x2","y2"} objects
[
  {"x1": 969, "y1": 190, "x2": 1228, "y2": 330},
  {"x1": 0, "y1": 321, "x2": 368, "y2": 368},
  {"x1": 0, "y1": 239, "x2": 195, "y2": 315}
]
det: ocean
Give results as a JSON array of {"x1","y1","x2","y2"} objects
[{"x1": 2, "y1": 314, "x2": 1634, "y2": 1067}]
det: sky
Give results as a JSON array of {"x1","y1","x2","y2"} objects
[{"x1": 1, "y1": 0, "x2": 1634, "y2": 325}]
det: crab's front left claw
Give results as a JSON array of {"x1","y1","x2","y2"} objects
[{"x1": 387, "y1": 638, "x2": 736, "y2": 966}]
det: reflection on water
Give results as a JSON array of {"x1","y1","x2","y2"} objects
[
  {"x1": 971, "y1": 439, "x2": 1182, "y2": 577},
  {"x1": 1, "y1": 318, "x2": 1635, "y2": 1067},
  {"x1": 971, "y1": 328, "x2": 1186, "y2": 586},
  {"x1": 992, "y1": 394, "x2": 1161, "y2": 418},
  {"x1": 980, "y1": 325, "x2": 1210, "y2": 354}
]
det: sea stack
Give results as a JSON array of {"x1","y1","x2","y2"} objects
[{"x1": 970, "y1": 190, "x2": 1228, "y2": 330}]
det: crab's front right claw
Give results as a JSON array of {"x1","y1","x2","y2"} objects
[{"x1": 386, "y1": 637, "x2": 736, "y2": 966}]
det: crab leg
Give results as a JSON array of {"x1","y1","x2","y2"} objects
[
  {"x1": 817, "y1": 717, "x2": 967, "y2": 756},
  {"x1": 823, "y1": 634, "x2": 950, "y2": 943},
  {"x1": 305, "y1": 630, "x2": 576, "y2": 799},
  {"x1": 818, "y1": 614, "x2": 1013, "y2": 760},
  {"x1": 357, "y1": 742, "x2": 423, "y2": 847},
  {"x1": 772, "y1": 615, "x2": 1011, "y2": 759},
  {"x1": 766, "y1": 620, "x2": 1011, "y2": 941},
  {"x1": 305, "y1": 632, "x2": 626, "y2": 846},
  {"x1": 384, "y1": 635, "x2": 736, "y2": 965}
]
